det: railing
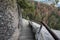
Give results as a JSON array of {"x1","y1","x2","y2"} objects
[{"x1": 29, "y1": 21, "x2": 60, "y2": 40}]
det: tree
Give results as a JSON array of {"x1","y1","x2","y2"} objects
[
  {"x1": 17, "y1": 0, "x2": 34, "y2": 9},
  {"x1": 0, "y1": 0, "x2": 20, "y2": 40},
  {"x1": 17, "y1": 0, "x2": 35, "y2": 20}
]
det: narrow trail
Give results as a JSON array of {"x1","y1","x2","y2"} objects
[{"x1": 19, "y1": 19, "x2": 35, "y2": 40}]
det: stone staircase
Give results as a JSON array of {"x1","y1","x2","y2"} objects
[{"x1": 18, "y1": 19, "x2": 35, "y2": 40}]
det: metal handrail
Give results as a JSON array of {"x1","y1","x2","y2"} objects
[
  {"x1": 29, "y1": 21, "x2": 60, "y2": 40},
  {"x1": 40, "y1": 21, "x2": 60, "y2": 40}
]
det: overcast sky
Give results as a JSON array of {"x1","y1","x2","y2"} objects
[
  {"x1": 34, "y1": 0, "x2": 40, "y2": 1},
  {"x1": 34, "y1": 0, "x2": 48, "y2": 2}
]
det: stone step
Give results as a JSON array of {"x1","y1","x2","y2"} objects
[
  {"x1": 20, "y1": 35, "x2": 35, "y2": 40},
  {"x1": 19, "y1": 26, "x2": 35, "y2": 40}
]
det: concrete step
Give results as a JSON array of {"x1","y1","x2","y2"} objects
[{"x1": 19, "y1": 26, "x2": 35, "y2": 40}]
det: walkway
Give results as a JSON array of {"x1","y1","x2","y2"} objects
[{"x1": 19, "y1": 19, "x2": 35, "y2": 40}]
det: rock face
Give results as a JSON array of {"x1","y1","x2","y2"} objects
[
  {"x1": 0, "y1": 0, "x2": 35, "y2": 40},
  {"x1": 0, "y1": 0, "x2": 19, "y2": 40}
]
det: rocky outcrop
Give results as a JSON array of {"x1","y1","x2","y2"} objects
[{"x1": 0, "y1": 0, "x2": 19, "y2": 40}]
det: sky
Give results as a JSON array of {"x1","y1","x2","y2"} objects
[
  {"x1": 34, "y1": 0, "x2": 56, "y2": 4},
  {"x1": 34, "y1": 0, "x2": 47, "y2": 2},
  {"x1": 34, "y1": 0, "x2": 40, "y2": 1},
  {"x1": 34, "y1": 0, "x2": 60, "y2": 7}
]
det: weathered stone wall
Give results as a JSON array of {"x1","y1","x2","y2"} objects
[{"x1": 0, "y1": 0, "x2": 19, "y2": 40}]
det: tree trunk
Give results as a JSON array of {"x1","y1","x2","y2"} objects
[{"x1": 0, "y1": 0, "x2": 20, "y2": 40}]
